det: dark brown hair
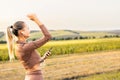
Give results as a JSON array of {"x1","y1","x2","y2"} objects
[{"x1": 11, "y1": 21, "x2": 24, "y2": 36}]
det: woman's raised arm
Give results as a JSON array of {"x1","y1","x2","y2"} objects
[
  {"x1": 27, "y1": 14, "x2": 52, "y2": 40},
  {"x1": 23, "y1": 14, "x2": 52, "y2": 51}
]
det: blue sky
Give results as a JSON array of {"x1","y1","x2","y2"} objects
[{"x1": 0, "y1": 0, "x2": 120, "y2": 31}]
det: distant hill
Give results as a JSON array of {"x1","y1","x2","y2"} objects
[
  {"x1": 107, "y1": 30, "x2": 120, "y2": 35},
  {"x1": 0, "y1": 32, "x2": 5, "y2": 41},
  {"x1": 0, "y1": 32, "x2": 4, "y2": 37},
  {"x1": 28, "y1": 30, "x2": 80, "y2": 40},
  {"x1": 73, "y1": 30, "x2": 118, "y2": 38},
  {"x1": 0, "y1": 30, "x2": 120, "y2": 41}
]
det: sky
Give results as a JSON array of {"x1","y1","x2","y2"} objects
[{"x1": 0, "y1": 0, "x2": 120, "y2": 31}]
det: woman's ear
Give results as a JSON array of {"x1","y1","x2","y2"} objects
[
  {"x1": 18, "y1": 30, "x2": 23, "y2": 36},
  {"x1": 21, "y1": 32, "x2": 25, "y2": 36},
  {"x1": 21, "y1": 32, "x2": 24, "y2": 34}
]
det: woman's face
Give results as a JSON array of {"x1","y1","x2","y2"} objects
[{"x1": 20, "y1": 23, "x2": 30, "y2": 38}]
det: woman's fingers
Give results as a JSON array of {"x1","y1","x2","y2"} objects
[
  {"x1": 46, "y1": 51, "x2": 51, "y2": 56},
  {"x1": 46, "y1": 51, "x2": 51, "y2": 57},
  {"x1": 43, "y1": 51, "x2": 52, "y2": 60},
  {"x1": 27, "y1": 14, "x2": 37, "y2": 21}
]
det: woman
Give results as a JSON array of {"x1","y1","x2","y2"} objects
[{"x1": 6, "y1": 14, "x2": 52, "y2": 80}]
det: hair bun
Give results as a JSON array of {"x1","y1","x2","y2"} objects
[{"x1": 10, "y1": 25, "x2": 13, "y2": 28}]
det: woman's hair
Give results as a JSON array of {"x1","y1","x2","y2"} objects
[{"x1": 6, "y1": 21, "x2": 24, "y2": 61}]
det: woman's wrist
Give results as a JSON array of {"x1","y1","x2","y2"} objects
[
  {"x1": 34, "y1": 18, "x2": 43, "y2": 26},
  {"x1": 40, "y1": 57, "x2": 45, "y2": 63},
  {"x1": 40, "y1": 51, "x2": 51, "y2": 63}
]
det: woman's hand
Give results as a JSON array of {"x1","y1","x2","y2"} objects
[
  {"x1": 39, "y1": 51, "x2": 51, "y2": 63},
  {"x1": 43, "y1": 51, "x2": 51, "y2": 59},
  {"x1": 27, "y1": 14, "x2": 38, "y2": 21},
  {"x1": 27, "y1": 14, "x2": 43, "y2": 25}
]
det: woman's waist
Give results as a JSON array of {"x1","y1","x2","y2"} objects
[
  {"x1": 26, "y1": 69, "x2": 42, "y2": 75},
  {"x1": 26, "y1": 63, "x2": 41, "y2": 73}
]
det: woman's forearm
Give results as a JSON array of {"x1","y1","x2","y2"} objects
[
  {"x1": 34, "y1": 19, "x2": 52, "y2": 39},
  {"x1": 27, "y1": 14, "x2": 52, "y2": 39}
]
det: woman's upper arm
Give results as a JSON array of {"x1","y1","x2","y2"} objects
[{"x1": 23, "y1": 37, "x2": 50, "y2": 51}]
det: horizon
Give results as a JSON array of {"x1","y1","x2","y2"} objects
[{"x1": 1, "y1": 28, "x2": 120, "y2": 32}]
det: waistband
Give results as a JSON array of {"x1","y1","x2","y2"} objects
[{"x1": 26, "y1": 70, "x2": 42, "y2": 75}]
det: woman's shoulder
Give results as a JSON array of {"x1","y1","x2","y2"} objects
[{"x1": 16, "y1": 40, "x2": 38, "y2": 51}]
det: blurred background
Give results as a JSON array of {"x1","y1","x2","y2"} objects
[{"x1": 0, "y1": 0, "x2": 120, "y2": 80}]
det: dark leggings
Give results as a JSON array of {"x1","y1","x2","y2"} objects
[{"x1": 25, "y1": 70, "x2": 43, "y2": 80}]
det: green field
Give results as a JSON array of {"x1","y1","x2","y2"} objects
[
  {"x1": 0, "y1": 51, "x2": 120, "y2": 80},
  {"x1": 80, "y1": 70, "x2": 120, "y2": 80},
  {"x1": 0, "y1": 38, "x2": 120, "y2": 61},
  {"x1": 0, "y1": 38, "x2": 120, "y2": 80}
]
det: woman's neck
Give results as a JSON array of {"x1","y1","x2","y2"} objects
[{"x1": 18, "y1": 37, "x2": 26, "y2": 42}]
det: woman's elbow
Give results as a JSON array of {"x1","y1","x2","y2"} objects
[{"x1": 45, "y1": 34, "x2": 52, "y2": 40}]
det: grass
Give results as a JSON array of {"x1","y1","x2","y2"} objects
[
  {"x1": 80, "y1": 70, "x2": 120, "y2": 80},
  {"x1": 1, "y1": 37, "x2": 120, "y2": 79},
  {"x1": 0, "y1": 50, "x2": 120, "y2": 80},
  {"x1": 1, "y1": 38, "x2": 120, "y2": 61},
  {"x1": 38, "y1": 38, "x2": 120, "y2": 56}
]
